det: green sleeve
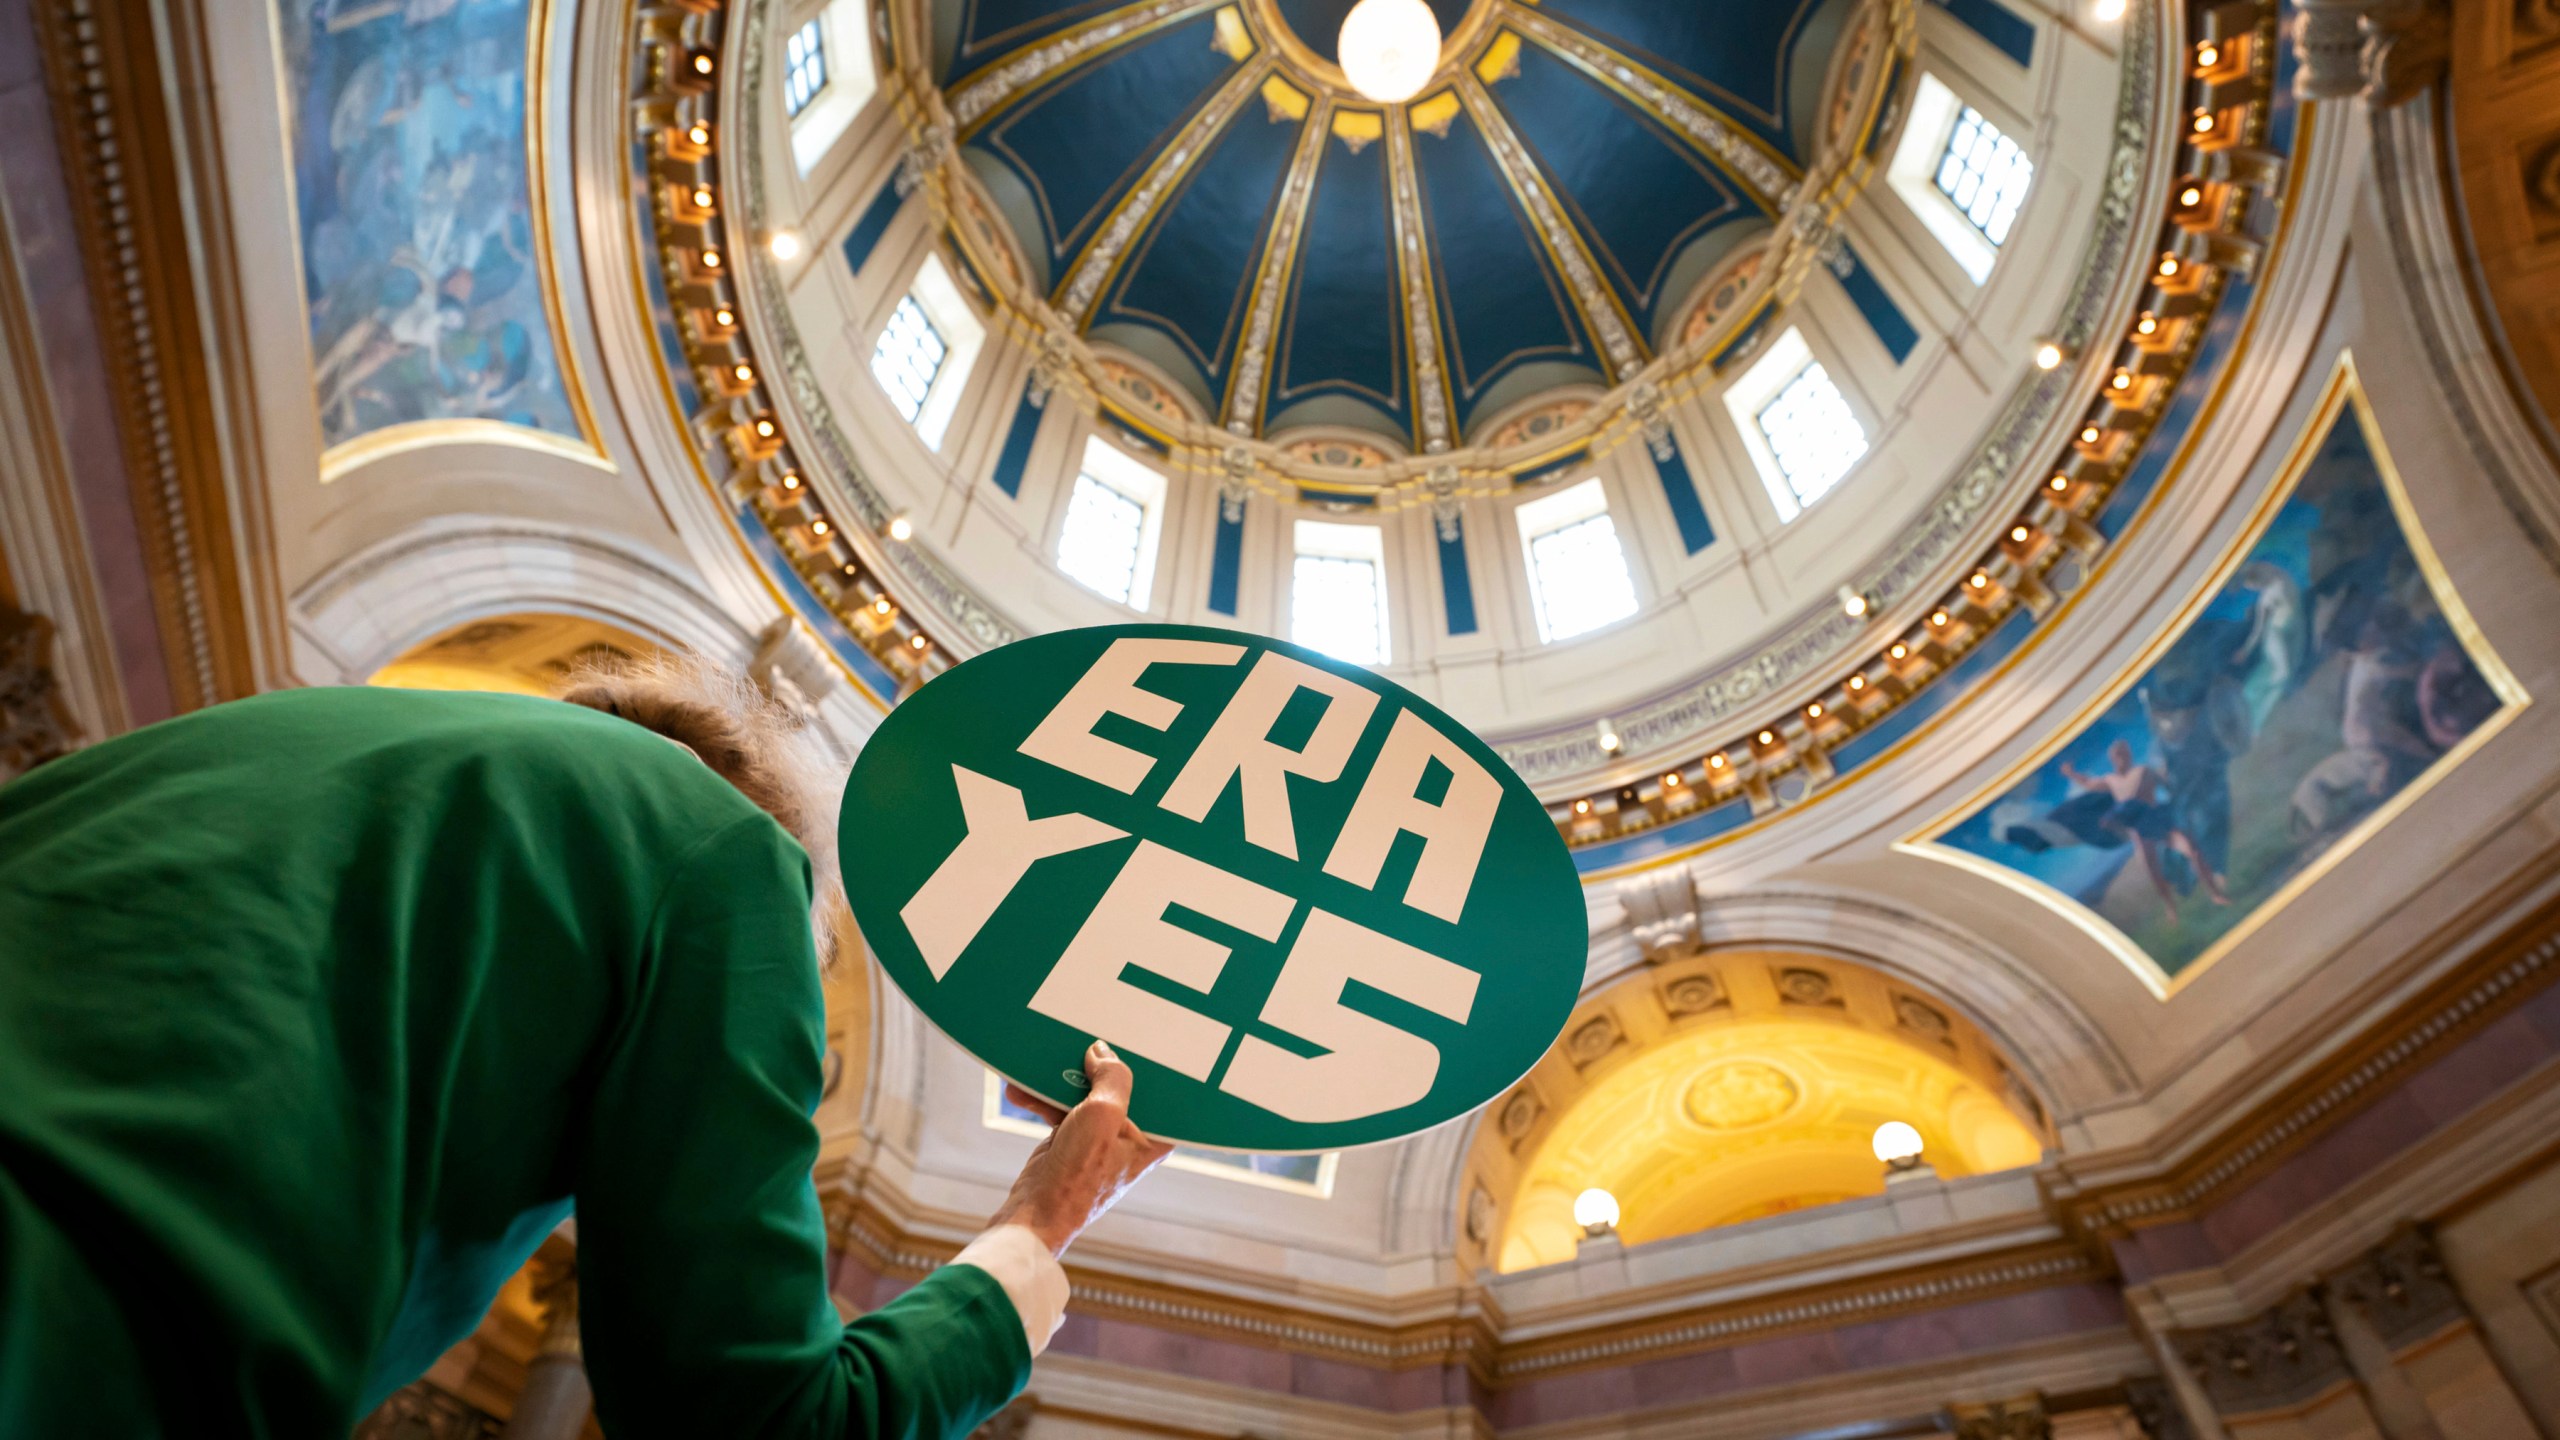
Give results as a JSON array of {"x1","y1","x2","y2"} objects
[{"x1": 571, "y1": 816, "x2": 1031, "y2": 1439}]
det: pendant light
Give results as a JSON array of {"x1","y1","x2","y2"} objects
[{"x1": 1339, "y1": 0, "x2": 1442, "y2": 104}]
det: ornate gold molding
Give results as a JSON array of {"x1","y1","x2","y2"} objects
[
  {"x1": 31, "y1": 0, "x2": 260, "y2": 713},
  {"x1": 0, "y1": 600, "x2": 77, "y2": 780}
]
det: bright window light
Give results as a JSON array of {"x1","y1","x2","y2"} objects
[
  {"x1": 1886, "y1": 74, "x2": 2033, "y2": 284},
  {"x1": 1516, "y1": 478, "x2": 1638, "y2": 642},
  {"x1": 1934, "y1": 105, "x2": 2033, "y2": 246},
  {"x1": 788, "y1": 1, "x2": 878, "y2": 174},
  {"x1": 1056, "y1": 437, "x2": 1167, "y2": 609},
  {"x1": 1292, "y1": 521, "x2": 1390, "y2": 666},
  {"x1": 869, "y1": 295, "x2": 944, "y2": 424},
  {"x1": 1724, "y1": 327, "x2": 1868, "y2": 522},
  {"x1": 783, "y1": 18, "x2": 829, "y2": 118},
  {"x1": 871, "y1": 254, "x2": 986, "y2": 450}
]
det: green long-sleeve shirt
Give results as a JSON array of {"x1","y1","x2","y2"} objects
[{"x1": 0, "y1": 686, "x2": 1026, "y2": 1438}]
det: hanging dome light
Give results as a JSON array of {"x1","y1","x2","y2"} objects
[{"x1": 1339, "y1": 0, "x2": 1443, "y2": 104}]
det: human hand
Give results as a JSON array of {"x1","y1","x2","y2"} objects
[{"x1": 990, "y1": 1041, "x2": 1175, "y2": 1257}]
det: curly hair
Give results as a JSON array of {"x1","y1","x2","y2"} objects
[{"x1": 555, "y1": 651, "x2": 854, "y2": 966}]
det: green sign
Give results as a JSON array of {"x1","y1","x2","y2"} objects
[{"x1": 839, "y1": 624, "x2": 1586, "y2": 1152}]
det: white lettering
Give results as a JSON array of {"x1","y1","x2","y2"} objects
[
  {"x1": 1027, "y1": 841, "x2": 1297, "y2": 1082},
  {"x1": 1017, "y1": 637, "x2": 1245, "y2": 793},
  {"x1": 1318, "y1": 710, "x2": 1501, "y2": 924},
  {"x1": 901, "y1": 766, "x2": 1127, "y2": 979},
  {"x1": 1216, "y1": 909, "x2": 1480, "y2": 1124},
  {"x1": 1157, "y1": 651, "x2": 1380, "y2": 860}
]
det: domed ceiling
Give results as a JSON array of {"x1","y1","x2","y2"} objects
[{"x1": 937, "y1": 0, "x2": 1862, "y2": 451}]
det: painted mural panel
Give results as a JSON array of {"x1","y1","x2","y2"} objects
[
  {"x1": 1924, "y1": 364, "x2": 2520, "y2": 985},
  {"x1": 281, "y1": 0, "x2": 583, "y2": 453}
]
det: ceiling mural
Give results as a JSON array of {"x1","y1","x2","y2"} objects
[
  {"x1": 1909, "y1": 361, "x2": 2528, "y2": 993},
  {"x1": 938, "y1": 0, "x2": 1854, "y2": 454},
  {"x1": 278, "y1": 0, "x2": 593, "y2": 464}
]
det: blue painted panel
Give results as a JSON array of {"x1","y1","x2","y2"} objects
[
  {"x1": 1208, "y1": 502, "x2": 1245, "y2": 615},
  {"x1": 989, "y1": 389, "x2": 1044, "y2": 499},
  {"x1": 1273, "y1": 131, "x2": 1406, "y2": 426},
  {"x1": 942, "y1": 0, "x2": 1130, "y2": 83},
  {"x1": 840, "y1": 180, "x2": 904, "y2": 276},
  {"x1": 1100, "y1": 108, "x2": 1304, "y2": 386},
  {"x1": 1835, "y1": 244, "x2": 1917, "y2": 364},
  {"x1": 1415, "y1": 112, "x2": 1594, "y2": 425},
  {"x1": 1535, "y1": 0, "x2": 1828, "y2": 154},
  {"x1": 975, "y1": 14, "x2": 1236, "y2": 265},
  {"x1": 1436, "y1": 521, "x2": 1479, "y2": 634},
  {"x1": 1933, "y1": 0, "x2": 2036, "y2": 67},
  {"x1": 281, "y1": 0, "x2": 581, "y2": 448},
  {"x1": 1498, "y1": 40, "x2": 1750, "y2": 331},
  {"x1": 1655, "y1": 443, "x2": 1716, "y2": 554}
]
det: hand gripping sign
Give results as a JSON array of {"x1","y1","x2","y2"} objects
[{"x1": 840, "y1": 624, "x2": 1586, "y2": 1152}]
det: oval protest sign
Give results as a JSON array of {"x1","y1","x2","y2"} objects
[{"x1": 839, "y1": 624, "x2": 1585, "y2": 1152}]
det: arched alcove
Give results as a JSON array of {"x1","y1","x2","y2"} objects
[
  {"x1": 1458, "y1": 948, "x2": 2050, "y2": 1274},
  {"x1": 367, "y1": 612, "x2": 660, "y2": 695}
]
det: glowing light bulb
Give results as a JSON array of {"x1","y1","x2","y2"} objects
[
  {"x1": 1848, "y1": 674, "x2": 1866, "y2": 690},
  {"x1": 2032, "y1": 341, "x2": 2064, "y2": 371},
  {"x1": 714, "y1": 307, "x2": 736, "y2": 327},
  {"x1": 1872, "y1": 1121, "x2": 1925, "y2": 1165},
  {"x1": 910, "y1": 634, "x2": 929, "y2": 651},
  {"x1": 1596, "y1": 718, "x2": 1621, "y2": 753},
  {"x1": 1709, "y1": 753, "x2": 1727, "y2": 769},
  {"x1": 1807, "y1": 702, "x2": 1825, "y2": 719},
  {"x1": 872, "y1": 597, "x2": 892, "y2": 615},
  {"x1": 768, "y1": 229, "x2": 804, "y2": 261},
  {"x1": 2135, "y1": 314, "x2": 2158, "y2": 336},
  {"x1": 1662, "y1": 772, "x2": 1682, "y2": 787},
  {"x1": 1573, "y1": 798, "x2": 1590, "y2": 815},
  {"x1": 692, "y1": 187, "x2": 714, "y2": 208},
  {"x1": 1839, "y1": 585, "x2": 1870, "y2": 619},
  {"x1": 2092, "y1": 0, "x2": 2126, "y2": 20},
  {"x1": 2012, "y1": 525, "x2": 2032, "y2": 543},
  {"x1": 1572, "y1": 1187, "x2": 1620, "y2": 1233},
  {"x1": 810, "y1": 518, "x2": 830, "y2": 536},
  {"x1": 1339, "y1": 0, "x2": 1443, "y2": 104},
  {"x1": 886, "y1": 514, "x2": 915, "y2": 542},
  {"x1": 687, "y1": 123, "x2": 712, "y2": 146},
  {"x1": 2180, "y1": 186, "x2": 2204, "y2": 207},
  {"x1": 2051, "y1": 474, "x2": 2070, "y2": 490},
  {"x1": 2197, "y1": 43, "x2": 2220, "y2": 67}
]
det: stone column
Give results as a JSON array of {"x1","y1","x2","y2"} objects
[
  {"x1": 502, "y1": 1256, "x2": 592, "y2": 1440},
  {"x1": 2329, "y1": 1225, "x2": 2543, "y2": 1440},
  {"x1": 2173, "y1": 1290, "x2": 2389, "y2": 1440}
]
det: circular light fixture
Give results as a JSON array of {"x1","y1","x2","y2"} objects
[
  {"x1": 1709, "y1": 753, "x2": 1727, "y2": 769},
  {"x1": 702, "y1": 249, "x2": 723, "y2": 269},
  {"x1": 769, "y1": 229, "x2": 804, "y2": 261},
  {"x1": 2032, "y1": 340, "x2": 2065, "y2": 371},
  {"x1": 2197, "y1": 43, "x2": 2220, "y2": 67},
  {"x1": 686, "y1": 122, "x2": 711, "y2": 146},
  {"x1": 1871, "y1": 1120, "x2": 1925, "y2": 1166},
  {"x1": 1838, "y1": 585, "x2": 1870, "y2": 619},
  {"x1": 910, "y1": 634, "x2": 929, "y2": 651},
  {"x1": 713, "y1": 307, "x2": 735, "y2": 327},
  {"x1": 1662, "y1": 772, "x2": 1683, "y2": 788},
  {"x1": 2012, "y1": 524, "x2": 2032, "y2": 543},
  {"x1": 2091, "y1": 0, "x2": 2126, "y2": 19},
  {"x1": 781, "y1": 473, "x2": 801, "y2": 489},
  {"x1": 809, "y1": 518, "x2": 830, "y2": 536},
  {"x1": 1806, "y1": 702, "x2": 1824, "y2": 719},
  {"x1": 1572, "y1": 1187, "x2": 1621, "y2": 1234},
  {"x1": 1339, "y1": 0, "x2": 1443, "y2": 104},
  {"x1": 2051, "y1": 474, "x2": 2070, "y2": 490},
  {"x1": 886, "y1": 513, "x2": 915, "y2": 542},
  {"x1": 1573, "y1": 798, "x2": 1590, "y2": 815},
  {"x1": 1848, "y1": 674, "x2": 1866, "y2": 690},
  {"x1": 872, "y1": 597, "x2": 893, "y2": 616},
  {"x1": 2179, "y1": 185, "x2": 2204, "y2": 207},
  {"x1": 1596, "y1": 718, "x2": 1621, "y2": 753}
]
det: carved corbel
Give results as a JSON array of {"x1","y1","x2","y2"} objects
[{"x1": 2289, "y1": 0, "x2": 2445, "y2": 106}]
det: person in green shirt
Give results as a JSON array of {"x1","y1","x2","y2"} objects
[{"x1": 0, "y1": 658, "x2": 1170, "y2": 1439}]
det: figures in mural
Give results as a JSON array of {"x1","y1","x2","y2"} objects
[
  {"x1": 283, "y1": 0, "x2": 580, "y2": 449},
  {"x1": 1948, "y1": 395, "x2": 2507, "y2": 978}
]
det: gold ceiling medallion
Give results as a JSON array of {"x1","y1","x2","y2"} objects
[{"x1": 1682, "y1": 1060, "x2": 1801, "y2": 1130}]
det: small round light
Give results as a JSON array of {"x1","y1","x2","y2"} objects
[
  {"x1": 2092, "y1": 0, "x2": 2126, "y2": 19},
  {"x1": 692, "y1": 186, "x2": 713, "y2": 208},
  {"x1": 2051, "y1": 474, "x2": 2070, "y2": 490},
  {"x1": 887, "y1": 515, "x2": 915, "y2": 542},
  {"x1": 2159, "y1": 255, "x2": 2181, "y2": 277},
  {"x1": 687, "y1": 122, "x2": 712, "y2": 146},
  {"x1": 2193, "y1": 110, "x2": 2216, "y2": 134},
  {"x1": 2135, "y1": 314, "x2": 2158, "y2": 336},
  {"x1": 702, "y1": 249, "x2": 723, "y2": 269},
  {"x1": 842, "y1": 563, "x2": 857, "y2": 575},
  {"x1": 1970, "y1": 573, "x2": 1989, "y2": 589},
  {"x1": 1807, "y1": 703, "x2": 1824, "y2": 719},
  {"x1": 691, "y1": 52, "x2": 714, "y2": 75},
  {"x1": 782, "y1": 473, "x2": 801, "y2": 489},
  {"x1": 1709, "y1": 753, "x2": 1727, "y2": 769},
  {"x1": 2081, "y1": 425, "x2": 2104, "y2": 444},
  {"x1": 2111, "y1": 371, "x2": 2133, "y2": 390},
  {"x1": 1663, "y1": 772, "x2": 1682, "y2": 787},
  {"x1": 1872, "y1": 1121, "x2": 1925, "y2": 1165},
  {"x1": 734, "y1": 363, "x2": 754, "y2": 382},
  {"x1": 1890, "y1": 643, "x2": 1908, "y2": 659},
  {"x1": 755, "y1": 419, "x2": 775, "y2": 437},
  {"x1": 2196, "y1": 43, "x2": 2220, "y2": 67},
  {"x1": 1848, "y1": 674, "x2": 1867, "y2": 690},
  {"x1": 1931, "y1": 610, "x2": 1949, "y2": 626},
  {"x1": 872, "y1": 597, "x2": 893, "y2": 615},
  {"x1": 910, "y1": 634, "x2": 929, "y2": 651},
  {"x1": 1840, "y1": 586, "x2": 1870, "y2": 619},
  {"x1": 809, "y1": 518, "x2": 830, "y2": 536},
  {"x1": 2032, "y1": 341, "x2": 2064, "y2": 371},
  {"x1": 768, "y1": 230, "x2": 804, "y2": 261},
  {"x1": 1572, "y1": 1187, "x2": 1620, "y2": 1232},
  {"x1": 714, "y1": 307, "x2": 736, "y2": 327},
  {"x1": 1573, "y1": 798, "x2": 1590, "y2": 815},
  {"x1": 1757, "y1": 730, "x2": 1775, "y2": 745},
  {"x1": 2179, "y1": 186, "x2": 2203, "y2": 207}
]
